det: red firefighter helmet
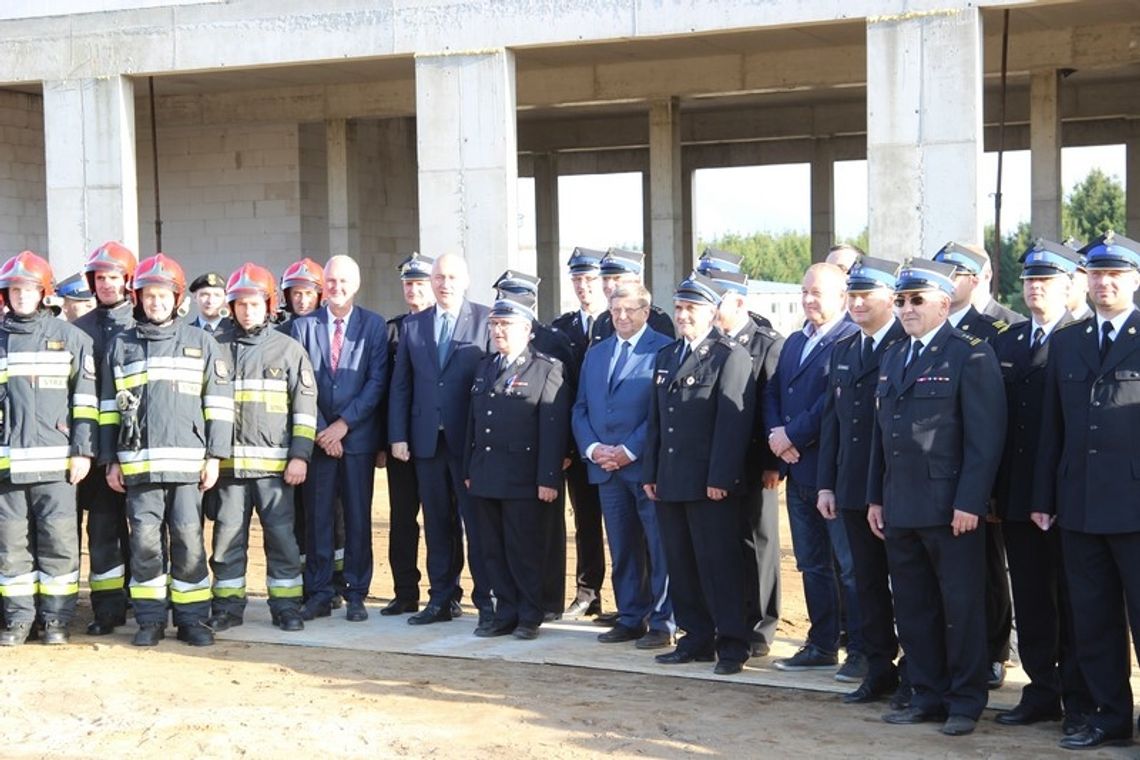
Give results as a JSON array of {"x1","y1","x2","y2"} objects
[
  {"x1": 226, "y1": 263, "x2": 278, "y2": 316},
  {"x1": 83, "y1": 241, "x2": 138, "y2": 292},
  {"x1": 0, "y1": 251, "x2": 55, "y2": 298},
  {"x1": 133, "y1": 253, "x2": 187, "y2": 303},
  {"x1": 280, "y1": 257, "x2": 324, "y2": 313}
]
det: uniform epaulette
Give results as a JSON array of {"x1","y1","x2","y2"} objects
[
  {"x1": 952, "y1": 331, "x2": 985, "y2": 347},
  {"x1": 1053, "y1": 319, "x2": 1084, "y2": 334},
  {"x1": 530, "y1": 350, "x2": 556, "y2": 365},
  {"x1": 991, "y1": 319, "x2": 1010, "y2": 333}
]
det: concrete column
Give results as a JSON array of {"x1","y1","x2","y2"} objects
[
  {"x1": 1030, "y1": 69, "x2": 1062, "y2": 240},
  {"x1": 415, "y1": 49, "x2": 519, "y2": 280},
  {"x1": 533, "y1": 153, "x2": 561, "y2": 321},
  {"x1": 326, "y1": 118, "x2": 361, "y2": 258},
  {"x1": 866, "y1": 8, "x2": 983, "y2": 262},
  {"x1": 1127, "y1": 139, "x2": 1140, "y2": 237},
  {"x1": 642, "y1": 171, "x2": 652, "y2": 283},
  {"x1": 811, "y1": 138, "x2": 835, "y2": 262},
  {"x1": 649, "y1": 98, "x2": 684, "y2": 304},
  {"x1": 43, "y1": 76, "x2": 138, "y2": 275}
]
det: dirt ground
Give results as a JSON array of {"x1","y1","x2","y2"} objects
[{"x1": 2, "y1": 476, "x2": 1134, "y2": 759}]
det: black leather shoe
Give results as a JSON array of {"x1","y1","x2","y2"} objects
[
  {"x1": 713, "y1": 660, "x2": 743, "y2": 676},
  {"x1": 512, "y1": 623, "x2": 539, "y2": 640},
  {"x1": 474, "y1": 621, "x2": 516, "y2": 638},
  {"x1": 408, "y1": 604, "x2": 453, "y2": 625},
  {"x1": 1062, "y1": 713, "x2": 1089, "y2": 736},
  {"x1": 380, "y1": 598, "x2": 418, "y2": 616},
  {"x1": 842, "y1": 674, "x2": 900, "y2": 705},
  {"x1": 132, "y1": 622, "x2": 166, "y2": 647},
  {"x1": 0, "y1": 622, "x2": 32, "y2": 647},
  {"x1": 272, "y1": 609, "x2": 305, "y2": 632},
  {"x1": 346, "y1": 600, "x2": 369, "y2": 622},
  {"x1": 301, "y1": 600, "x2": 332, "y2": 621},
  {"x1": 888, "y1": 682, "x2": 913, "y2": 711},
  {"x1": 593, "y1": 611, "x2": 620, "y2": 626},
  {"x1": 564, "y1": 598, "x2": 602, "y2": 619},
  {"x1": 542, "y1": 611, "x2": 562, "y2": 622},
  {"x1": 597, "y1": 624, "x2": 646, "y2": 644},
  {"x1": 987, "y1": 661, "x2": 1006, "y2": 689},
  {"x1": 86, "y1": 616, "x2": 126, "y2": 636},
  {"x1": 655, "y1": 649, "x2": 715, "y2": 665},
  {"x1": 177, "y1": 623, "x2": 215, "y2": 647},
  {"x1": 1058, "y1": 726, "x2": 1133, "y2": 750},
  {"x1": 941, "y1": 715, "x2": 977, "y2": 736},
  {"x1": 41, "y1": 621, "x2": 69, "y2": 645},
  {"x1": 636, "y1": 630, "x2": 674, "y2": 650},
  {"x1": 449, "y1": 599, "x2": 464, "y2": 618},
  {"x1": 995, "y1": 702, "x2": 1062, "y2": 726},
  {"x1": 882, "y1": 706, "x2": 947, "y2": 725},
  {"x1": 205, "y1": 611, "x2": 244, "y2": 632}
]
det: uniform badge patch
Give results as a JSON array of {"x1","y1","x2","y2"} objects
[
  {"x1": 183, "y1": 347, "x2": 203, "y2": 358},
  {"x1": 214, "y1": 360, "x2": 230, "y2": 378},
  {"x1": 266, "y1": 367, "x2": 282, "y2": 378},
  {"x1": 46, "y1": 340, "x2": 64, "y2": 350},
  {"x1": 300, "y1": 369, "x2": 314, "y2": 388}
]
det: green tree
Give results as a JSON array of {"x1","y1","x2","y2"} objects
[
  {"x1": 985, "y1": 220, "x2": 1033, "y2": 314},
  {"x1": 697, "y1": 230, "x2": 811, "y2": 283},
  {"x1": 1062, "y1": 168, "x2": 1126, "y2": 241}
]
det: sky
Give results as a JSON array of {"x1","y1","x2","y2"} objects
[{"x1": 519, "y1": 144, "x2": 1127, "y2": 251}]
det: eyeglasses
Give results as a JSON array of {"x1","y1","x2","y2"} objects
[
  {"x1": 611, "y1": 305, "x2": 648, "y2": 316},
  {"x1": 893, "y1": 294, "x2": 928, "y2": 308}
]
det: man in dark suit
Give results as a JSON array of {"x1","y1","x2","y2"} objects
[
  {"x1": 573, "y1": 283, "x2": 675, "y2": 649},
  {"x1": 289, "y1": 255, "x2": 388, "y2": 623},
  {"x1": 378, "y1": 253, "x2": 435, "y2": 616},
  {"x1": 702, "y1": 262, "x2": 784, "y2": 658},
  {"x1": 550, "y1": 248, "x2": 610, "y2": 620},
  {"x1": 869, "y1": 258, "x2": 1006, "y2": 737},
  {"x1": 189, "y1": 271, "x2": 235, "y2": 343},
  {"x1": 464, "y1": 293, "x2": 570, "y2": 640},
  {"x1": 389, "y1": 253, "x2": 493, "y2": 630},
  {"x1": 991, "y1": 240, "x2": 1092, "y2": 735},
  {"x1": 933, "y1": 241, "x2": 1015, "y2": 689},
  {"x1": 1033, "y1": 232, "x2": 1140, "y2": 750},
  {"x1": 643, "y1": 272, "x2": 754, "y2": 675},
  {"x1": 764, "y1": 262, "x2": 863, "y2": 678},
  {"x1": 818, "y1": 256, "x2": 908, "y2": 705}
]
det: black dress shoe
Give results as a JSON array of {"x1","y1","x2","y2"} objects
[
  {"x1": 987, "y1": 661, "x2": 1006, "y2": 689},
  {"x1": 301, "y1": 600, "x2": 332, "y2": 621},
  {"x1": 941, "y1": 715, "x2": 977, "y2": 736},
  {"x1": 543, "y1": 611, "x2": 562, "y2": 623},
  {"x1": 888, "y1": 682, "x2": 913, "y2": 711},
  {"x1": 635, "y1": 630, "x2": 674, "y2": 650},
  {"x1": 512, "y1": 623, "x2": 539, "y2": 640},
  {"x1": 597, "y1": 624, "x2": 646, "y2": 644},
  {"x1": 380, "y1": 598, "x2": 419, "y2": 616},
  {"x1": 1062, "y1": 713, "x2": 1089, "y2": 736},
  {"x1": 1058, "y1": 726, "x2": 1133, "y2": 750},
  {"x1": 449, "y1": 599, "x2": 464, "y2": 618},
  {"x1": 86, "y1": 616, "x2": 126, "y2": 636},
  {"x1": 272, "y1": 609, "x2": 305, "y2": 632},
  {"x1": 41, "y1": 621, "x2": 69, "y2": 645},
  {"x1": 593, "y1": 611, "x2": 619, "y2": 626},
  {"x1": 995, "y1": 702, "x2": 1062, "y2": 726},
  {"x1": 473, "y1": 609, "x2": 495, "y2": 634},
  {"x1": 474, "y1": 621, "x2": 516, "y2": 638},
  {"x1": 882, "y1": 706, "x2": 947, "y2": 725},
  {"x1": 177, "y1": 623, "x2": 215, "y2": 647},
  {"x1": 842, "y1": 675, "x2": 899, "y2": 705},
  {"x1": 713, "y1": 660, "x2": 743, "y2": 676},
  {"x1": 655, "y1": 649, "x2": 715, "y2": 665},
  {"x1": 132, "y1": 622, "x2": 166, "y2": 647},
  {"x1": 205, "y1": 611, "x2": 244, "y2": 632},
  {"x1": 346, "y1": 600, "x2": 369, "y2": 622},
  {"x1": 408, "y1": 604, "x2": 453, "y2": 625}
]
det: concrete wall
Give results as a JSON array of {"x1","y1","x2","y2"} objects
[
  {"x1": 296, "y1": 121, "x2": 329, "y2": 264},
  {"x1": 0, "y1": 91, "x2": 46, "y2": 257}
]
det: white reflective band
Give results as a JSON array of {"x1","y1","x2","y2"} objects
[
  {"x1": 148, "y1": 367, "x2": 204, "y2": 384},
  {"x1": 113, "y1": 360, "x2": 147, "y2": 378},
  {"x1": 204, "y1": 395, "x2": 235, "y2": 410},
  {"x1": 39, "y1": 570, "x2": 80, "y2": 584},
  {"x1": 8, "y1": 351, "x2": 71, "y2": 365},
  {"x1": 206, "y1": 409, "x2": 235, "y2": 422},
  {"x1": 293, "y1": 413, "x2": 317, "y2": 428},
  {"x1": 234, "y1": 378, "x2": 288, "y2": 392},
  {"x1": 90, "y1": 565, "x2": 126, "y2": 582},
  {"x1": 119, "y1": 447, "x2": 206, "y2": 463},
  {"x1": 133, "y1": 574, "x2": 168, "y2": 588},
  {"x1": 233, "y1": 445, "x2": 288, "y2": 459},
  {"x1": 8, "y1": 361, "x2": 71, "y2": 377},
  {"x1": 171, "y1": 576, "x2": 210, "y2": 592},
  {"x1": 73, "y1": 393, "x2": 99, "y2": 407},
  {"x1": 213, "y1": 577, "x2": 245, "y2": 589},
  {"x1": 266, "y1": 576, "x2": 303, "y2": 588},
  {"x1": 10, "y1": 446, "x2": 71, "y2": 460},
  {"x1": 100, "y1": 399, "x2": 120, "y2": 412},
  {"x1": 0, "y1": 571, "x2": 38, "y2": 585},
  {"x1": 147, "y1": 356, "x2": 206, "y2": 371}
]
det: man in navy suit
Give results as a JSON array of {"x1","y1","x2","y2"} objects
[
  {"x1": 764, "y1": 262, "x2": 863, "y2": 677},
  {"x1": 389, "y1": 253, "x2": 494, "y2": 630},
  {"x1": 573, "y1": 283, "x2": 675, "y2": 650},
  {"x1": 290, "y1": 255, "x2": 388, "y2": 623}
]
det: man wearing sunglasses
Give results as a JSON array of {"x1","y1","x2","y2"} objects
[{"x1": 869, "y1": 258, "x2": 1005, "y2": 737}]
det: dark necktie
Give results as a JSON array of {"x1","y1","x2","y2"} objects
[
  {"x1": 861, "y1": 335, "x2": 875, "y2": 368},
  {"x1": 584, "y1": 314, "x2": 594, "y2": 340},
  {"x1": 437, "y1": 312, "x2": 453, "y2": 366},
  {"x1": 609, "y1": 340, "x2": 631, "y2": 391},
  {"x1": 1031, "y1": 326, "x2": 1045, "y2": 351},
  {"x1": 204, "y1": 322, "x2": 216, "y2": 334},
  {"x1": 1100, "y1": 321, "x2": 1114, "y2": 364},
  {"x1": 905, "y1": 340, "x2": 923, "y2": 372},
  {"x1": 330, "y1": 318, "x2": 344, "y2": 371}
]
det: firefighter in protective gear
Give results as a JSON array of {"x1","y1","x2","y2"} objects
[
  {"x1": 205, "y1": 264, "x2": 316, "y2": 633},
  {"x1": 73, "y1": 241, "x2": 136, "y2": 635},
  {"x1": 0, "y1": 252, "x2": 97, "y2": 646},
  {"x1": 100, "y1": 254, "x2": 234, "y2": 647}
]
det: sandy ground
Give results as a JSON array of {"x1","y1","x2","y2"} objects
[{"x1": 3, "y1": 474, "x2": 1137, "y2": 759}]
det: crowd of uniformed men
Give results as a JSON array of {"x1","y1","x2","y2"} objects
[{"x1": 1, "y1": 227, "x2": 1139, "y2": 750}]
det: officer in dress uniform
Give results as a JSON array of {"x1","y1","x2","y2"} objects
[
  {"x1": 379, "y1": 253, "x2": 435, "y2": 616},
  {"x1": 818, "y1": 256, "x2": 909, "y2": 705},
  {"x1": 991, "y1": 239, "x2": 1093, "y2": 735},
  {"x1": 550, "y1": 247, "x2": 610, "y2": 621},
  {"x1": 56, "y1": 272, "x2": 96, "y2": 323},
  {"x1": 189, "y1": 272, "x2": 234, "y2": 343},
  {"x1": 594, "y1": 248, "x2": 676, "y2": 341},
  {"x1": 869, "y1": 258, "x2": 1006, "y2": 737},
  {"x1": 492, "y1": 270, "x2": 575, "y2": 621},
  {"x1": 700, "y1": 259, "x2": 784, "y2": 658},
  {"x1": 463, "y1": 292, "x2": 570, "y2": 641},
  {"x1": 1033, "y1": 232, "x2": 1140, "y2": 751},
  {"x1": 932, "y1": 241, "x2": 1015, "y2": 689},
  {"x1": 643, "y1": 271, "x2": 754, "y2": 676}
]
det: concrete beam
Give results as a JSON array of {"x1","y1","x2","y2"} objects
[
  {"x1": 326, "y1": 118, "x2": 361, "y2": 257},
  {"x1": 533, "y1": 153, "x2": 561, "y2": 321},
  {"x1": 648, "y1": 98, "x2": 683, "y2": 304},
  {"x1": 43, "y1": 76, "x2": 138, "y2": 275},
  {"x1": 415, "y1": 49, "x2": 520, "y2": 279},
  {"x1": 1029, "y1": 70, "x2": 1062, "y2": 240},
  {"x1": 810, "y1": 139, "x2": 835, "y2": 262},
  {"x1": 867, "y1": 7, "x2": 983, "y2": 263}
]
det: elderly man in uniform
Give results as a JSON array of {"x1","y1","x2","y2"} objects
[
  {"x1": 869, "y1": 258, "x2": 1005, "y2": 736},
  {"x1": 643, "y1": 272, "x2": 754, "y2": 676},
  {"x1": 1033, "y1": 232, "x2": 1140, "y2": 750},
  {"x1": 990, "y1": 240, "x2": 1092, "y2": 736},
  {"x1": 464, "y1": 292, "x2": 570, "y2": 640},
  {"x1": 818, "y1": 256, "x2": 909, "y2": 705}
]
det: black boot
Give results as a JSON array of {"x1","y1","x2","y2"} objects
[
  {"x1": 41, "y1": 621, "x2": 70, "y2": 645},
  {"x1": 0, "y1": 622, "x2": 32, "y2": 647},
  {"x1": 176, "y1": 623, "x2": 215, "y2": 647},
  {"x1": 132, "y1": 622, "x2": 166, "y2": 647}
]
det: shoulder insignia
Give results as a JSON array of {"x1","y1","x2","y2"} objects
[{"x1": 183, "y1": 347, "x2": 203, "y2": 358}]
